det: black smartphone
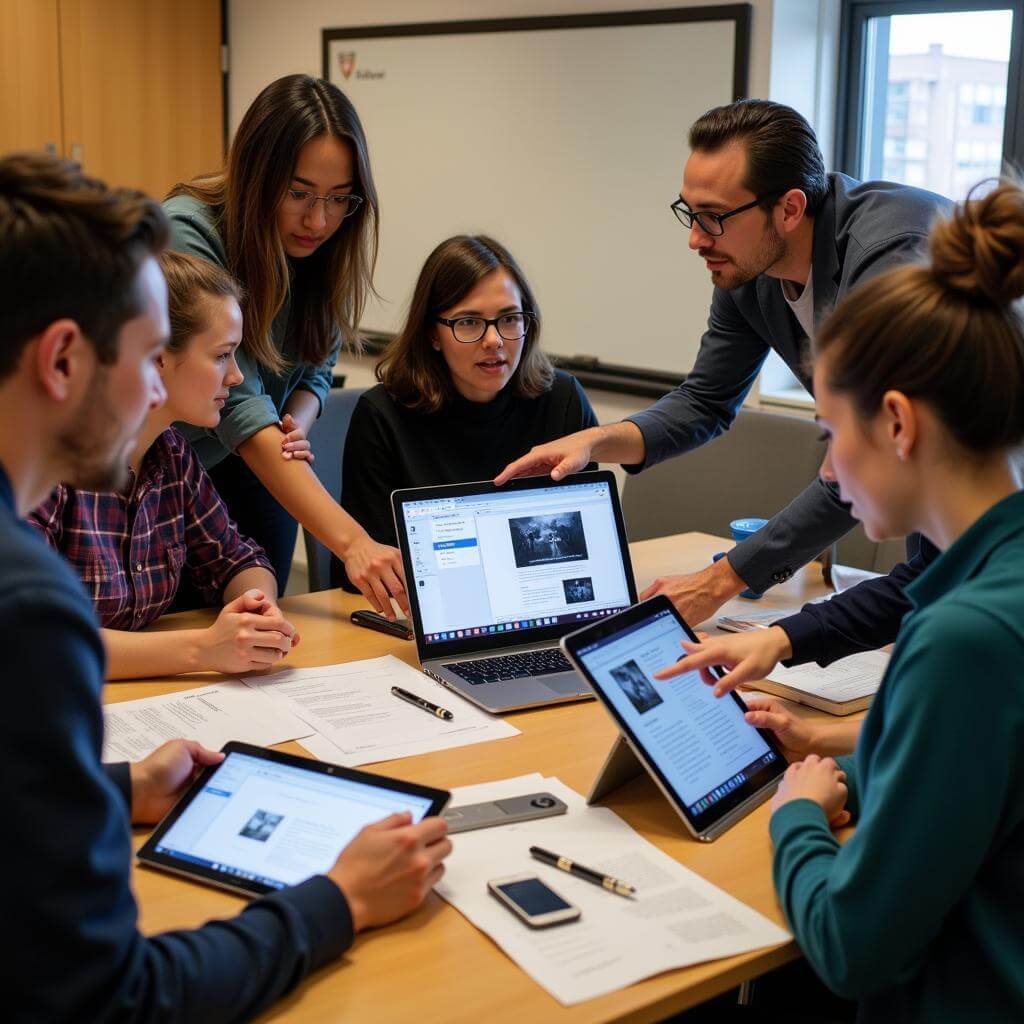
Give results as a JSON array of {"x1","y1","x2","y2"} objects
[{"x1": 349, "y1": 609, "x2": 414, "y2": 641}]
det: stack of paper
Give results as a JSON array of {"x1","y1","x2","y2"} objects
[
  {"x1": 436, "y1": 773, "x2": 789, "y2": 1005},
  {"x1": 760, "y1": 649, "x2": 890, "y2": 715},
  {"x1": 102, "y1": 682, "x2": 313, "y2": 761},
  {"x1": 240, "y1": 655, "x2": 520, "y2": 765}
]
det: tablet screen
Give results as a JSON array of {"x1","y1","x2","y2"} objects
[
  {"x1": 149, "y1": 749, "x2": 439, "y2": 892},
  {"x1": 571, "y1": 603, "x2": 782, "y2": 829}
]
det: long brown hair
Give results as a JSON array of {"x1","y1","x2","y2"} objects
[
  {"x1": 377, "y1": 235, "x2": 554, "y2": 413},
  {"x1": 168, "y1": 74, "x2": 378, "y2": 375},
  {"x1": 815, "y1": 179, "x2": 1024, "y2": 452},
  {"x1": 159, "y1": 251, "x2": 242, "y2": 355}
]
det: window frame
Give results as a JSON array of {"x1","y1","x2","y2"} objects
[{"x1": 836, "y1": 0, "x2": 1024, "y2": 182}]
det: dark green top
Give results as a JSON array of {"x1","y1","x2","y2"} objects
[
  {"x1": 163, "y1": 194, "x2": 341, "y2": 469},
  {"x1": 770, "y1": 489, "x2": 1024, "y2": 1022}
]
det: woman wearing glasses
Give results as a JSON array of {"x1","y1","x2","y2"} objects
[
  {"x1": 164, "y1": 74, "x2": 408, "y2": 616},
  {"x1": 332, "y1": 235, "x2": 597, "y2": 585}
]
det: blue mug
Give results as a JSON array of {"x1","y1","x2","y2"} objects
[{"x1": 713, "y1": 517, "x2": 769, "y2": 600}]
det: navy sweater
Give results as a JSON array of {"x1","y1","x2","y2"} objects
[{"x1": 2, "y1": 463, "x2": 353, "y2": 1023}]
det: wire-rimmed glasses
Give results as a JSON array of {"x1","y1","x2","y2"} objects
[{"x1": 281, "y1": 189, "x2": 364, "y2": 222}]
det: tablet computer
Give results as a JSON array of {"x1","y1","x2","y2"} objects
[
  {"x1": 137, "y1": 742, "x2": 450, "y2": 897},
  {"x1": 561, "y1": 596, "x2": 786, "y2": 842}
]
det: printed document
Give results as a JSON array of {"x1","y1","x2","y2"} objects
[
  {"x1": 102, "y1": 682, "x2": 313, "y2": 761},
  {"x1": 436, "y1": 774, "x2": 789, "y2": 1005},
  {"x1": 240, "y1": 655, "x2": 519, "y2": 765},
  {"x1": 767, "y1": 649, "x2": 890, "y2": 703}
]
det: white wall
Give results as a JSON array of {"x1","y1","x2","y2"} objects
[{"x1": 228, "y1": 0, "x2": 775, "y2": 129}]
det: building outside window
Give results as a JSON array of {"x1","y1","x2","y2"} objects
[{"x1": 760, "y1": 3, "x2": 1021, "y2": 409}]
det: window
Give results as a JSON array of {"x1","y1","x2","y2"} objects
[
  {"x1": 760, "y1": 3, "x2": 1023, "y2": 410},
  {"x1": 839, "y1": 3, "x2": 1023, "y2": 202}
]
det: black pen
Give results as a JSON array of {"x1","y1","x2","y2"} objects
[
  {"x1": 530, "y1": 845, "x2": 636, "y2": 897},
  {"x1": 390, "y1": 686, "x2": 454, "y2": 721}
]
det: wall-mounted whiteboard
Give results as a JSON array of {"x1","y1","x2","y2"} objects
[{"x1": 325, "y1": 7, "x2": 750, "y2": 376}]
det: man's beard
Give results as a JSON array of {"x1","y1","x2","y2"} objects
[
  {"x1": 55, "y1": 368, "x2": 136, "y2": 492},
  {"x1": 708, "y1": 224, "x2": 787, "y2": 290}
]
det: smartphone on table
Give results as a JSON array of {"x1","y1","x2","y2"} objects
[{"x1": 487, "y1": 874, "x2": 581, "y2": 928}]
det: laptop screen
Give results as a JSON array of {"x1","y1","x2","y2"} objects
[{"x1": 398, "y1": 479, "x2": 632, "y2": 646}]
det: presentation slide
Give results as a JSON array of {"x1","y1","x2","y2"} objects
[
  {"x1": 578, "y1": 610, "x2": 776, "y2": 809},
  {"x1": 158, "y1": 753, "x2": 434, "y2": 888}
]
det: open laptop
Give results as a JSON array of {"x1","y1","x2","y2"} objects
[{"x1": 392, "y1": 471, "x2": 638, "y2": 713}]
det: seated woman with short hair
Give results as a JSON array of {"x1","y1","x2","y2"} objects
[
  {"x1": 30, "y1": 251, "x2": 299, "y2": 678},
  {"x1": 333, "y1": 234, "x2": 597, "y2": 587}
]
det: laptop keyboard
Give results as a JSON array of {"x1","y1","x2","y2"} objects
[{"x1": 446, "y1": 648, "x2": 574, "y2": 685}]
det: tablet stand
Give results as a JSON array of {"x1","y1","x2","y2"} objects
[{"x1": 586, "y1": 733, "x2": 646, "y2": 804}]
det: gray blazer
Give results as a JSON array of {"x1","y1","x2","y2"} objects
[{"x1": 627, "y1": 172, "x2": 951, "y2": 593}]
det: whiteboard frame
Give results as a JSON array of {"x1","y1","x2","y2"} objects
[{"x1": 322, "y1": 5, "x2": 752, "y2": 390}]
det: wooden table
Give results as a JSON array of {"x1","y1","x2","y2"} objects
[{"x1": 111, "y1": 532, "x2": 837, "y2": 1023}]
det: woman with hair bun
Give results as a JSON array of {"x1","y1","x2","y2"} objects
[{"x1": 674, "y1": 181, "x2": 1024, "y2": 1021}]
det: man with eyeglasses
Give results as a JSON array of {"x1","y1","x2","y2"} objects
[{"x1": 498, "y1": 98, "x2": 950, "y2": 647}]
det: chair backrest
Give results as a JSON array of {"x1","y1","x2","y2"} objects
[
  {"x1": 622, "y1": 407, "x2": 826, "y2": 542},
  {"x1": 302, "y1": 387, "x2": 366, "y2": 592},
  {"x1": 621, "y1": 406, "x2": 904, "y2": 573}
]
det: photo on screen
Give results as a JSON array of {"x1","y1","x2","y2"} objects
[
  {"x1": 508, "y1": 511, "x2": 588, "y2": 568},
  {"x1": 609, "y1": 659, "x2": 664, "y2": 714},
  {"x1": 562, "y1": 576, "x2": 595, "y2": 604},
  {"x1": 239, "y1": 809, "x2": 283, "y2": 843}
]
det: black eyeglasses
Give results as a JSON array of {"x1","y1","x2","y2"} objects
[
  {"x1": 669, "y1": 191, "x2": 785, "y2": 236},
  {"x1": 435, "y1": 311, "x2": 535, "y2": 344}
]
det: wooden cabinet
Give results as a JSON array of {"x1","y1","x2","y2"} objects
[
  {"x1": 0, "y1": 0, "x2": 223, "y2": 200},
  {"x1": 0, "y1": 0, "x2": 63, "y2": 155}
]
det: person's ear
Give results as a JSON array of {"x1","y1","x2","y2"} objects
[
  {"x1": 777, "y1": 188, "x2": 808, "y2": 234},
  {"x1": 881, "y1": 389, "x2": 917, "y2": 462},
  {"x1": 34, "y1": 319, "x2": 95, "y2": 403}
]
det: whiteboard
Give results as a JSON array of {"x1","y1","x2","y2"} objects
[{"x1": 325, "y1": 8, "x2": 749, "y2": 376}]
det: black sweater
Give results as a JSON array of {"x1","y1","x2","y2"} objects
[{"x1": 333, "y1": 371, "x2": 598, "y2": 588}]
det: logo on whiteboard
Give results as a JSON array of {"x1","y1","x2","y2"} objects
[{"x1": 338, "y1": 52, "x2": 356, "y2": 79}]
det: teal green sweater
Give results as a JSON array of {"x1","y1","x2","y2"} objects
[
  {"x1": 163, "y1": 194, "x2": 341, "y2": 469},
  {"x1": 770, "y1": 489, "x2": 1024, "y2": 1023}
]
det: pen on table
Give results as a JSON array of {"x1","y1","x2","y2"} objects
[
  {"x1": 390, "y1": 686, "x2": 454, "y2": 721},
  {"x1": 529, "y1": 845, "x2": 636, "y2": 897}
]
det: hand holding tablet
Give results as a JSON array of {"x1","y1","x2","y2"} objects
[{"x1": 139, "y1": 742, "x2": 451, "y2": 903}]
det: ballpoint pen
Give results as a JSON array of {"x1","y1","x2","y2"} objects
[
  {"x1": 391, "y1": 686, "x2": 454, "y2": 721},
  {"x1": 529, "y1": 845, "x2": 636, "y2": 897}
]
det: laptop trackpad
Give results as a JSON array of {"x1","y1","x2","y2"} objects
[{"x1": 544, "y1": 674, "x2": 592, "y2": 697}]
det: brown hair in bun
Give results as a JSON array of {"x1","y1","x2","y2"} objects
[
  {"x1": 814, "y1": 177, "x2": 1024, "y2": 453},
  {"x1": 930, "y1": 179, "x2": 1024, "y2": 306}
]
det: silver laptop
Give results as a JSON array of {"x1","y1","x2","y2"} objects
[{"x1": 391, "y1": 472, "x2": 638, "y2": 713}]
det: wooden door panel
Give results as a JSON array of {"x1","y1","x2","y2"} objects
[
  {"x1": 59, "y1": 0, "x2": 222, "y2": 199},
  {"x1": 0, "y1": 0, "x2": 63, "y2": 155}
]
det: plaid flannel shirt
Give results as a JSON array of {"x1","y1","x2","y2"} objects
[{"x1": 28, "y1": 428, "x2": 273, "y2": 629}]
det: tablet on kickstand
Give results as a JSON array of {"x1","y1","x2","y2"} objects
[{"x1": 560, "y1": 596, "x2": 787, "y2": 842}]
